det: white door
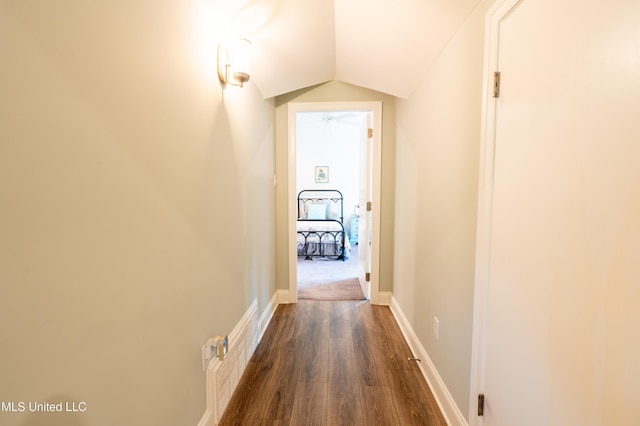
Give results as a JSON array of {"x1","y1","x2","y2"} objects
[
  {"x1": 473, "y1": 0, "x2": 640, "y2": 425},
  {"x1": 357, "y1": 113, "x2": 373, "y2": 297}
]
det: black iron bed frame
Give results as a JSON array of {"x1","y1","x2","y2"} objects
[{"x1": 297, "y1": 189, "x2": 347, "y2": 261}]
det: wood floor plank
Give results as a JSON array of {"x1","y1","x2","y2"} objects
[
  {"x1": 371, "y1": 304, "x2": 413, "y2": 370},
  {"x1": 298, "y1": 301, "x2": 330, "y2": 382},
  {"x1": 329, "y1": 300, "x2": 356, "y2": 338},
  {"x1": 362, "y1": 385, "x2": 402, "y2": 426},
  {"x1": 248, "y1": 420, "x2": 284, "y2": 426},
  {"x1": 219, "y1": 301, "x2": 446, "y2": 426},
  {"x1": 388, "y1": 368, "x2": 447, "y2": 426},
  {"x1": 327, "y1": 337, "x2": 364, "y2": 425},
  {"x1": 254, "y1": 339, "x2": 303, "y2": 421},
  {"x1": 218, "y1": 361, "x2": 272, "y2": 426},
  {"x1": 252, "y1": 304, "x2": 296, "y2": 362},
  {"x1": 349, "y1": 302, "x2": 393, "y2": 387},
  {"x1": 289, "y1": 381, "x2": 328, "y2": 426}
]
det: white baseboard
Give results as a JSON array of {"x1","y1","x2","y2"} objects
[
  {"x1": 377, "y1": 291, "x2": 392, "y2": 306},
  {"x1": 276, "y1": 289, "x2": 290, "y2": 304},
  {"x1": 197, "y1": 410, "x2": 214, "y2": 426},
  {"x1": 198, "y1": 293, "x2": 280, "y2": 426},
  {"x1": 258, "y1": 291, "x2": 280, "y2": 343},
  {"x1": 389, "y1": 296, "x2": 468, "y2": 426}
]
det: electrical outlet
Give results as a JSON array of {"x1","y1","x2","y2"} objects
[
  {"x1": 218, "y1": 336, "x2": 228, "y2": 360},
  {"x1": 433, "y1": 317, "x2": 440, "y2": 341},
  {"x1": 202, "y1": 337, "x2": 220, "y2": 371},
  {"x1": 201, "y1": 343, "x2": 210, "y2": 371}
]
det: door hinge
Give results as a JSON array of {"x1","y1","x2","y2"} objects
[
  {"x1": 478, "y1": 393, "x2": 485, "y2": 416},
  {"x1": 367, "y1": 128, "x2": 373, "y2": 138},
  {"x1": 366, "y1": 201, "x2": 372, "y2": 211},
  {"x1": 366, "y1": 272, "x2": 371, "y2": 282},
  {"x1": 493, "y1": 71, "x2": 501, "y2": 98}
]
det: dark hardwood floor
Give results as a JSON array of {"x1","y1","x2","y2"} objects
[{"x1": 219, "y1": 300, "x2": 447, "y2": 426}]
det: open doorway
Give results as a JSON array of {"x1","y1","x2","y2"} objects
[
  {"x1": 295, "y1": 111, "x2": 367, "y2": 300},
  {"x1": 287, "y1": 101, "x2": 382, "y2": 305}
]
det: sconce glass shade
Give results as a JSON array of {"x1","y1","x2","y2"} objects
[{"x1": 217, "y1": 38, "x2": 252, "y2": 87}]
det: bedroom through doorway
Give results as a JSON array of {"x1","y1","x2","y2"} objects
[
  {"x1": 296, "y1": 111, "x2": 366, "y2": 300},
  {"x1": 288, "y1": 101, "x2": 381, "y2": 304}
]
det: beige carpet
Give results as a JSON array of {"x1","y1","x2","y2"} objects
[
  {"x1": 298, "y1": 277, "x2": 365, "y2": 300},
  {"x1": 297, "y1": 247, "x2": 365, "y2": 300}
]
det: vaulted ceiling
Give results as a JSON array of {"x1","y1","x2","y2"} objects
[{"x1": 209, "y1": 0, "x2": 482, "y2": 99}]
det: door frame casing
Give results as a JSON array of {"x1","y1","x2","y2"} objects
[
  {"x1": 287, "y1": 101, "x2": 382, "y2": 305},
  {"x1": 468, "y1": 0, "x2": 525, "y2": 424}
]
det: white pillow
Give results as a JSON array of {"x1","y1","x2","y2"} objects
[
  {"x1": 307, "y1": 203, "x2": 327, "y2": 219},
  {"x1": 326, "y1": 205, "x2": 338, "y2": 220}
]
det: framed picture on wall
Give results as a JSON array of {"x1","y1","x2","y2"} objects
[{"x1": 315, "y1": 166, "x2": 329, "y2": 183}]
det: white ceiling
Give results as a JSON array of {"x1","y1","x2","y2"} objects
[
  {"x1": 209, "y1": 0, "x2": 482, "y2": 99},
  {"x1": 296, "y1": 111, "x2": 369, "y2": 130}
]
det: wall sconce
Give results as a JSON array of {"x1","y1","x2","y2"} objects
[{"x1": 217, "y1": 38, "x2": 252, "y2": 88}]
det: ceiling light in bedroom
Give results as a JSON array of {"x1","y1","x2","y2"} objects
[{"x1": 217, "y1": 38, "x2": 252, "y2": 88}]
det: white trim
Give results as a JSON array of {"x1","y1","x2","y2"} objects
[
  {"x1": 389, "y1": 295, "x2": 467, "y2": 426},
  {"x1": 257, "y1": 291, "x2": 279, "y2": 342},
  {"x1": 199, "y1": 294, "x2": 281, "y2": 426},
  {"x1": 368, "y1": 102, "x2": 382, "y2": 306},
  {"x1": 276, "y1": 288, "x2": 290, "y2": 305},
  {"x1": 377, "y1": 291, "x2": 392, "y2": 306},
  {"x1": 287, "y1": 101, "x2": 383, "y2": 305},
  {"x1": 287, "y1": 105, "x2": 298, "y2": 302},
  {"x1": 229, "y1": 299, "x2": 258, "y2": 355},
  {"x1": 468, "y1": 0, "x2": 525, "y2": 424},
  {"x1": 197, "y1": 410, "x2": 214, "y2": 426}
]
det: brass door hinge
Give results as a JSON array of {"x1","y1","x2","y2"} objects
[
  {"x1": 367, "y1": 128, "x2": 373, "y2": 138},
  {"x1": 478, "y1": 393, "x2": 485, "y2": 416},
  {"x1": 366, "y1": 272, "x2": 371, "y2": 282},
  {"x1": 493, "y1": 71, "x2": 501, "y2": 98},
  {"x1": 366, "y1": 201, "x2": 372, "y2": 211}
]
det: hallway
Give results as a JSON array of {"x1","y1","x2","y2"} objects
[{"x1": 219, "y1": 300, "x2": 446, "y2": 425}]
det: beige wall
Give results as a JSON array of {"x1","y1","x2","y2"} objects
[
  {"x1": 274, "y1": 81, "x2": 397, "y2": 294},
  {"x1": 393, "y1": 0, "x2": 494, "y2": 419},
  {"x1": 0, "y1": 2, "x2": 275, "y2": 425}
]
